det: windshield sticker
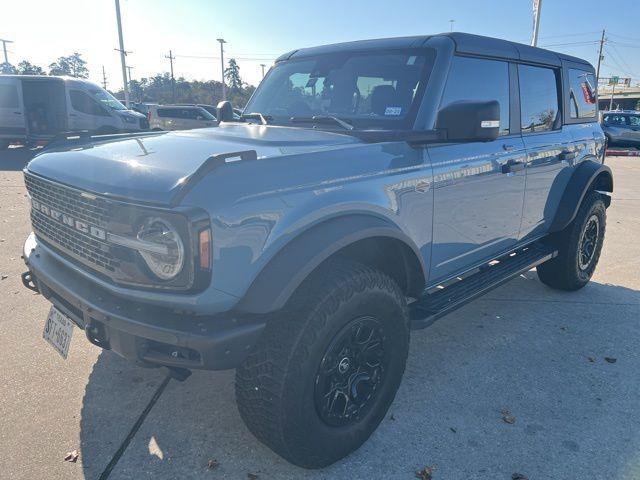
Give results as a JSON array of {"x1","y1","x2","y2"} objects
[{"x1": 385, "y1": 107, "x2": 402, "y2": 116}]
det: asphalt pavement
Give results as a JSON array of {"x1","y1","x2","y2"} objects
[{"x1": 1, "y1": 146, "x2": 639, "y2": 480}]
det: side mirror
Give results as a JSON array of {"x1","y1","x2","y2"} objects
[
  {"x1": 435, "y1": 100, "x2": 500, "y2": 142},
  {"x1": 216, "y1": 101, "x2": 234, "y2": 122}
]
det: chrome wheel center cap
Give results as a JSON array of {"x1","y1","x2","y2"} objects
[{"x1": 338, "y1": 357, "x2": 351, "y2": 374}]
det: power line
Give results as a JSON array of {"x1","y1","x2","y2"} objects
[
  {"x1": 539, "y1": 30, "x2": 601, "y2": 40},
  {"x1": 539, "y1": 40, "x2": 599, "y2": 48}
]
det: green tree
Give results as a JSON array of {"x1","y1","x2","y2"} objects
[
  {"x1": 16, "y1": 60, "x2": 45, "y2": 75},
  {"x1": 0, "y1": 62, "x2": 16, "y2": 74},
  {"x1": 224, "y1": 58, "x2": 243, "y2": 92},
  {"x1": 49, "y1": 53, "x2": 89, "y2": 78}
]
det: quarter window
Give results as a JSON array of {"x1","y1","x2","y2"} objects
[
  {"x1": 0, "y1": 84, "x2": 19, "y2": 108},
  {"x1": 568, "y1": 69, "x2": 596, "y2": 119},
  {"x1": 518, "y1": 65, "x2": 560, "y2": 133},
  {"x1": 440, "y1": 56, "x2": 510, "y2": 136}
]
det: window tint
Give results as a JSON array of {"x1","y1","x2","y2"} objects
[
  {"x1": 519, "y1": 65, "x2": 560, "y2": 133},
  {"x1": 604, "y1": 114, "x2": 627, "y2": 126},
  {"x1": 568, "y1": 69, "x2": 596, "y2": 119},
  {"x1": 441, "y1": 56, "x2": 510, "y2": 136},
  {"x1": 0, "y1": 84, "x2": 19, "y2": 108},
  {"x1": 70, "y1": 90, "x2": 109, "y2": 116},
  {"x1": 629, "y1": 115, "x2": 640, "y2": 126}
]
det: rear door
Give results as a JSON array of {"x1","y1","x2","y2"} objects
[
  {"x1": 428, "y1": 56, "x2": 527, "y2": 282},
  {"x1": 0, "y1": 77, "x2": 27, "y2": 140},
  {"x1": 518, "y1": 64, "x2": 574, "y2": 239}
]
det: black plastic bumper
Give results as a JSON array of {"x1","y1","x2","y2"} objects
[{"x1": 23, "y1": 240, "x2": 266, "y2": 371}]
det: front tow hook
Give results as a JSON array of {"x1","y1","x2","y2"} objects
[{"x1": 21, "y1": 271, "x2": 38, "y2": 293}]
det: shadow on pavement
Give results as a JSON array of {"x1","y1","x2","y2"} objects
[
  {"x1": 0, "y1": 146, "x2": 40, "y2": 171},
  {"x1": 78, "y1": 277, "x2": 640, "y2": 480}
]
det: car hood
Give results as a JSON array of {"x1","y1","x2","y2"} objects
[{"x1": 26, "y1": 124, "x2": 361, "y2": 205}]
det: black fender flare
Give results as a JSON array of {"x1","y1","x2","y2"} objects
[
  {"x1": 235, "y1": 215, "x2": 427, "y2": 314},
  {"x1": 549, "y1": 159, "x2": 613, "y2": 233}
]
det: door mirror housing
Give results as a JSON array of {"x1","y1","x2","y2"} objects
[
  {"x1": 216, "y1": 101, "x2": 234, "y2": 122},
  {"x1": 435, "y1": 100, "x2": 501, "y2": 142}
]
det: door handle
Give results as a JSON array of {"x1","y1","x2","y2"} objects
[
  {"x1": 559, "y1": 150, "x2": 576, "y2": 162},
  {"x1": 502, "y1": 143, "x2": 516, "y2": 152},
  {"x1": 13, "y1": 111, "x2": 22, "y2": 115},
  {"x1": 501, "y1": 159, "x2": 525, "y2": 174}
]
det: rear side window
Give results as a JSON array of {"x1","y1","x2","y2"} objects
[
  {"x1": 518, "y1": 65, "x2": 560, "y2": 133},
  {"x1": 441, "y1": 56, "x2": 510, "y2": 136},
  {"x1": 568, "y1": 69, "x2": 596, "y2": 119},
  {"x1": 157, "y1": 108, "x2": 197, "y2": 119},
  {"x1": 603, "y1": 114, "x2": 627, "y2": 126},
  {"x1": 0, "y1": 84, "x2": 19, "y2": 108}
]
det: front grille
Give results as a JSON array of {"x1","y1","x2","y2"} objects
[{"x1": 24, "y1": 173, "x2": 120, "y2": 274}]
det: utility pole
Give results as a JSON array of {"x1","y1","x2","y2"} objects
[
  {"x1": 531, "y1": 0, "x2": 542, "y2": 47},
  {"x1": 101, "y1": 65, "x2": 108, "y2": 90},
  {"x1": 217, "y1": 38, "x2": 226, "y2": 101},
  {"x1": 449, "y1": 20, "x2": 455, "y2": 32},
  {"x1": 260, "y1": 64, "x2": 266, "y2": 78},
  {"x1": 114, "y1": 0, "x2": 130, "y2": 107},
  {"x1": 165, "y1": 50, "x2": 176, "y2": 103},
  {"x1": 595, "y1": 29, "x2": 606, "y2": 90},
  {"x1": 0, "y1": 38, "x2": 13, "y2": 64},
  {"x1": 609, "y1": 82, "x2": 616, "y2": 111},
  {"x1": 126, "y1": 65, "x2": 133, "y2": 84}
]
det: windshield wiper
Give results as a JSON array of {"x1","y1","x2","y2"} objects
[
  {"x1": 241, "y1": 112, "x2": 271, "y2": 125},
  {"x1": 290, "y1": 115, "x2": 355, "y2": 131}
]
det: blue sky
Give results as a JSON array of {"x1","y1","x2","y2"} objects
[{"x1": 2, "y1": 0, "x2": 640, "y2": 88}]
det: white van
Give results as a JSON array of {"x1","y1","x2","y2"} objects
[{"x1": 0, "y1": 75, "x2": 147, "y2": 148}]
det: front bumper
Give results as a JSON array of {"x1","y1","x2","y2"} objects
[{"x1": 23, "y1": 233, "x2": 266, "y2": 370}]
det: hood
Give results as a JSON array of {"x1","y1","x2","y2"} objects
[{"x1": 26, "y1": 124, "x2": 361, "y2": 205}]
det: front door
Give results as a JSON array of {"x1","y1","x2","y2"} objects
[
  {"x1": 67, "y1": 88, "x2": 114, "y2": 132},
  {"x1": 0, "y1": 77, "x2": 26, "y2": 141},
  {"x1": 429, "y1": 56, "x2": 526, "y2": 283}
]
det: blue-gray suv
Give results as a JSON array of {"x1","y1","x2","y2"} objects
[{"x1": 22, "y1": 33, "x2": 612, "y2": 468}]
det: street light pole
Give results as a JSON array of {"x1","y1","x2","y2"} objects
[
  {"x1": 217, "y1": 38, "x2": 226, "y2": 101},
  {"x1": 114, "y1": 0, "x2": 130, "y2": 107},
  {"x1": 0, "y1": 38, "x2": 13, "y2": 64},
  {"x1": 165, "y1": 50, "x2": 176, "y2": 103}
]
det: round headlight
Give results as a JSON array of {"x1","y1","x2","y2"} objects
[{"x1": 136, "y1": 217, "x2": 184, "y2": 280}]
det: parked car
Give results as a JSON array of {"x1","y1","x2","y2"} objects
[
  {"x1": 147, "y1": 104, "x2": 217, "y2": 130},
  {"x1": 601, "y1": 110, "x2": 640, "y2": 147},
  {"x1": 0, "y1": 75, "x2": 147, "y2": 148},
  {"x1": 22, "y1": 33, "x2": 611, "y2": 469}
]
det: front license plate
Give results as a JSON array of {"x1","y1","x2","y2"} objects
[{"x1": 43, "y1": 306, "x2": 74, "y2": 359}]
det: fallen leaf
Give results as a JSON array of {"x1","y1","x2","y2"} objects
[
  {"x1": 247, "y1": 474, "x2": 259, "y2": 480},
  {"x1": 207, "y1": 459, "x2": 219, "y2": 470},
  {"x1": 512, "y1": 474, "x2": 529, "y2": 480},
  {"x1": 560, "y1": 326, "x2": 568, "y2": 331},
  {"x1": 501, "y1": 409, "x2": 516, "y2": 424},
  {"x1": 588, "y1": 357, "x2": 595, "y2": 363},
  {"x1": 415, "y1": 465, "x2": 436, "y2": 480},
  {"x1": 64, "y1": 450, "x2": 79, "y2": 463},
  {"x1": 604, "y1": 357, "x2": 617, "y2": 364},
  {"x1": 450, "y1": 427, "x2": 457, "y2": 433},
  {"x1": 1, "y1": 275, "x2": 7, "y2": 280}
]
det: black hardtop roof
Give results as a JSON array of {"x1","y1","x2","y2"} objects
[{"x1": 278, "y1": 32, "x2": 594, "y2": 71}]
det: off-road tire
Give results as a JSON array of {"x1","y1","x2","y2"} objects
[
  {"x1": 537, "y1": 190, "x2": 606, "y2": 291},
  {"x1": 235, "y1": 259, "x2": 409, "y2": 468}
]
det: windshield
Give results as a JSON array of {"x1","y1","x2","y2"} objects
[
  {"x1": 89, "y1": 88, "x2": 128, "y2": 111},
  {"x1": 244, "y1": 49, "x2": 435, "y2": 130}
]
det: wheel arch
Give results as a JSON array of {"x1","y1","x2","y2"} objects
[
  {"x1": 235, "y1": 215, "x2": 427, "y2": 314},
  {"x1": 549, "y1": 158, "x2": 613, "y2": 233}
]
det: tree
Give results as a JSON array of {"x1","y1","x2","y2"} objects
[
  {"x1": 49, "y1": 53, "x2": 88, "y2": 78},
  {"x1": 0, "y1": 62, "x2": 16, "y2": 74},
  {"x1": 16, "y1": 60, "x2": 45, "y2": 75},
  {"x1": 224, "y1": 58, "x2": 243, "y2": 92}
]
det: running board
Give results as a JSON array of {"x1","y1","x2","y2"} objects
[{"x1": 409, "y1": 242, "x2": 557, "y2": 330}]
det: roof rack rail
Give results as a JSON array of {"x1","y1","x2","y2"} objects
[
  {"x1": 170, "y1": 150, "x2": 258, "y2": 206},
  {"x1": 44, "y1": 130, "x2": 166, "y2": 151}
]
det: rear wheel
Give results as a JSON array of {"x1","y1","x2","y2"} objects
[
  {"x1": 235, "y1": 259, "x2": 409, "y2": 468},
  {"x1": 537, "y1": 190, "x2": 606, "y2": 291}
]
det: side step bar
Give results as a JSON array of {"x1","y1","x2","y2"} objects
[{"x1": 409, "y1": 242, "x2": 557, "y2": 330}]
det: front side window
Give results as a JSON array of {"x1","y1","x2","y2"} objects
[
  {"x1": 568, "y1": 69, "x2": 596, "y2": 119},
  {"x1": 603, "y1": 114, "x2": 627, "y2": 126},
  {"x1": 0, "y1": 84, "x2": 19, "y2": 108},
  {"x1": 70, "y1": 90, "x2": 109, "y2": 116},
  {"x1": 89, "y1": 88, "x2": 127, "y2": 111},
  {"x1": 519, "y1": 65, "x2": 560, "y2": 133},
  {"x1": 244, "y1": 49, "x2": 435, "y2": 130},
  {"x1": 440, "y1": 56, "x2": 510, "y2": 136}
]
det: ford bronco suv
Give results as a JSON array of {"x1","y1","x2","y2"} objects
[{"x1": 21, "y1": 33, "x2": 612, "y2": 468}]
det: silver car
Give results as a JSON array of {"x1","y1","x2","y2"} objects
[
  {"x1": 148, "y1": 105, "x2": 217, "y2": 131},
  {"x1": 601, "y1": 111, "x2": 640, "y2": 147}
]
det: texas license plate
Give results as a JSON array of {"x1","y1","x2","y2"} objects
[{"x1": 43, "y1": 306, "x2": 74, "y2": 359}]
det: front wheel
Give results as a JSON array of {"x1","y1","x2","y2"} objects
[
  {"x1": 537, "y1": 190, "x2": 606, "y2": 290},
  {"x1": 235, "y1": 259, "x2": 409, "y2": 468}
]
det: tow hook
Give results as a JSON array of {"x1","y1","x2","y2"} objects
[
  {"x1": 21, "y1": 271, "x2": 38, "y2": 293},
  {"x1": 163, "y1": 366, "x2": 192, "y2": 382}
]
